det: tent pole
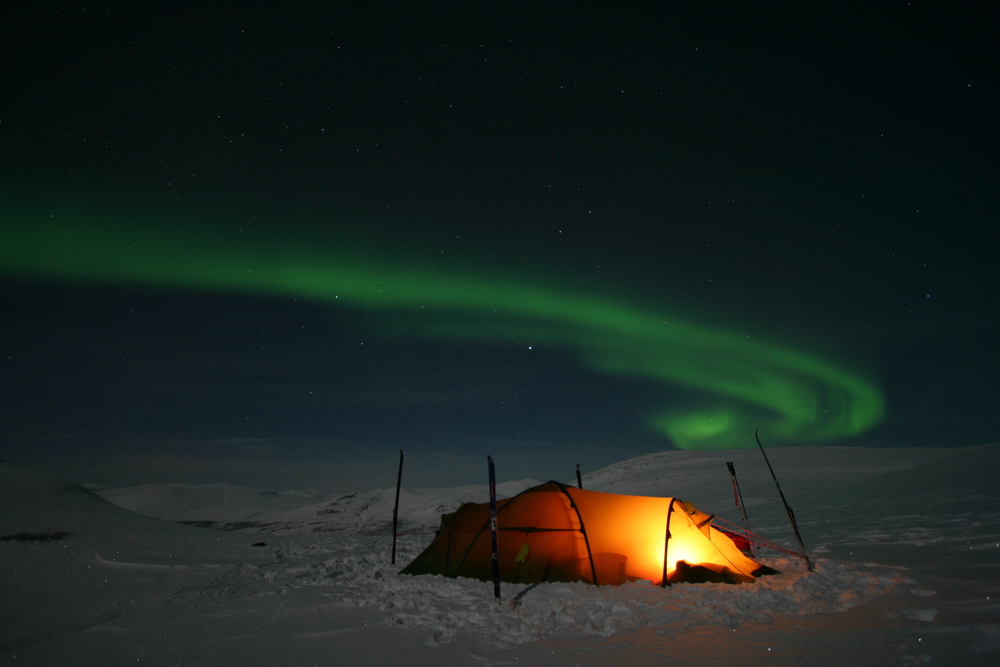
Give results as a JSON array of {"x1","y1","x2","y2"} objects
[
  {"x1": 755, "y1": 427, "x2": 813, "y2": 571},
  {"x1": 661, "y1": 498, "x2": 676, "y2": 587},
  {"x1": 391, "y1": 449, "x2": 404, "y2": 565},
  {"x1": 487, "y1": 455, "x2": 502, "y2": 602},
  {"x1": 558, "y1": 485, "x2": 599, "y2": 586},
  {"x1": 575, "y1": 463, "x2": 583, "y2": 489}
]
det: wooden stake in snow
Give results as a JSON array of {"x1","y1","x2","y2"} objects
[
  {"x1": 487, "y1": 455, "x2": 501, "y2": 602},
  {"x1": 755, "y1": 427, "x2": 813, "y2": 571},
  {"x1": 391, "y1": 449, "x2": 404, "y2": 565},
  {"x1": 575, "y1": 463, "x2": 583, "y2": 489}
]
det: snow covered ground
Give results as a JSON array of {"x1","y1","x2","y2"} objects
[{"x1": 2, "y1": 444, "x2": 998, "y2": 666}]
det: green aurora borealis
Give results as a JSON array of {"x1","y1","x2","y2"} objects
[{"x1": 0, "y1": 206, "x2": 884, "y2": 450}]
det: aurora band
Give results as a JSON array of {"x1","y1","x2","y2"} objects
[{"x1": 0, "y1": 206, "x2": 883, "y2": 450}]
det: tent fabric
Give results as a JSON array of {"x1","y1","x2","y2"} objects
[{"x1": 401, "y1": 481, "x2": 774, "y2": 586}]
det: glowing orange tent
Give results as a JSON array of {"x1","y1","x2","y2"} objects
[{"x1": 401, "y1": 481, "x2": 776, "y2": 585}]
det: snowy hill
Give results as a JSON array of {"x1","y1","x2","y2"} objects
[
  {"x1": 3, "y1": 444, "x2": 998, "y2": 666},
  {"x1": 95, "y1": 445, "x2": 955, "y2": 537},
  {"x1": 99, "y1": 479, "x2": 545, "y2": 535}
]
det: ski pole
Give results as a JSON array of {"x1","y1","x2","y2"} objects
[
  {"x1": 726, "y1": 461, "x2": 756, "y2": 558},
  {"x1": 755, "y1": 427, "x2": 813, "y2": 571}
]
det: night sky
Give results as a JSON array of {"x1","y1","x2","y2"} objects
[{"x1": 1, "y1": 3, "x2": 997, "y2": 491}]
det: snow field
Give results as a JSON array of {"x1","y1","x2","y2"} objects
[
  {"x1": 4, "y1": 444, "x2": 997, "y2": 665},
  {"x1": 216, "y1": 534, "x2": 904, "y2": 648}
]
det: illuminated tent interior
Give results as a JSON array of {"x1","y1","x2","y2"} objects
[{"x1": 401, "y1": 482, "x2": 777, "y2": 586}]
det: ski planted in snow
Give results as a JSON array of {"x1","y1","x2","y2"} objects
[
  {"x1": 487, "y1": 455, "x2": 501, "y2": 602},
  {"x1": 576, "y1": 463, "x2": 583, "y2": 489},
  {"x1": 391, "y1": 449, "x2": 404, "y2": 565}
]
